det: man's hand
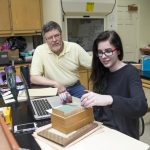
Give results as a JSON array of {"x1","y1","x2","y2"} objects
[
  {"x1": 59, "y1": 91, "x2": 72, "y2": 104},
  {"x1": 81, "y1": 91, "x2": 113, "y2": 108},
  {"x1": 53, "y1": 81, "x2": 66, "y2": 93}
]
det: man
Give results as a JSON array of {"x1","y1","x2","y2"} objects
[{"x1": 30, "y1": 21, "x2": 92, "y2": 98}]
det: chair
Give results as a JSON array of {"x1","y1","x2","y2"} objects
[{"x1": 139, "y1": 117, "x2": 145, "y2": 137}]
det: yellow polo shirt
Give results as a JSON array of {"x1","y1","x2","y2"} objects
[{"x1": 30, "y1": 41, "x2": 92, "y2": 87}]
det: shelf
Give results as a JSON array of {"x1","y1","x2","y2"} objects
[{"x1": 140, "y1": 48, "x2": 150, "y2": 54}]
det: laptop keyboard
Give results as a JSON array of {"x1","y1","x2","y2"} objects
[{"x1": 32, "y1": 99, "x2": 51, "y2": 116}]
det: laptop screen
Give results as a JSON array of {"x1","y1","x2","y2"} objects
[{"x1": 20, "y1": 70, "x2": 31, "y2": 103}]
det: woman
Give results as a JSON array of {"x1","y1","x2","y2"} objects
[{"x1": 81, "y1": 30, "x2": 148, "y2": 139}]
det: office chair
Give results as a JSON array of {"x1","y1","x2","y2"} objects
[{"x1": 139, "y1": 117, "x2": 145, "y2": 137}]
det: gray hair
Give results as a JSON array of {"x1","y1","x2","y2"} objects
[{"x1": 42, "y1": 21, "x2": 62, "y2": 35}]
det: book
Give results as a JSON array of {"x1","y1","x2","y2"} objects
[
  {"x1": 18, "y1": 87, "x2": 58, "y2": 97},
  {"x1": 52, "y1": 104, "x2": 83, "y2": 117}
]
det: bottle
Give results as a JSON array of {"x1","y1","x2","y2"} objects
[{"x1": 5, "y1": 66, "x2": 16, "y2": 90}]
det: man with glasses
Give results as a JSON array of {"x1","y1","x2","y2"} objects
[{"x1": 30, "y1": 21, "x2": 92, "y2": 98}]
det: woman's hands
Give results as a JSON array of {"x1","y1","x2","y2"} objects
[{"x1": 81, "y1": 91, "x2": 113, "y2": 108}]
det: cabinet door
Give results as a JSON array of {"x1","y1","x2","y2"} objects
[
  {"x1": 79, "y1": 69, "x2": 88, "y2": 90},
  {"x1": 0, "y1": 0, "x2": 11, "y2": 35},
  {"x1": 15, "y1": 64, "x2": 30, "y2": 77},
  {"x1": 88, "y1": 70, "x2": 93, "y2": 91},
  {"x1": 11, "y1": 0, "x2": 42, "y2": 34}
]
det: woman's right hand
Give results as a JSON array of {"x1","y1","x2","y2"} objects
[{"x1": 81, "y1": 91, "x2": 113, "y2": 108}]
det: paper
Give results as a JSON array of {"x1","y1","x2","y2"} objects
[
  {"x1": 33, "y1": 122, "x2": 149, "y2": 150},
  {"x1": 18, "y1": 87, "x2": 58, "y2": 97},
  {"x1": 4, "y1": 99, "x2": 15, "y2": 104},
  {"x1": 2, "y1": 94, "x2": 13, "y2": 100}
]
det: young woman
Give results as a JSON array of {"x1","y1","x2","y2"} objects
[{"x1": 81, "y1": 30, "x2": 148, "y2": 139}]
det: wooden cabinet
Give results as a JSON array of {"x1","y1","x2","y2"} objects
[
  {"x1": 78, "y1": 68, "x2": 89, "y2": 90},
  {"x1": 0, "y1": 0, "x2": 43, "y2": 36},
  {"x1": 0, "y1": 0, "x2": 11, "y2": 35},
  {"x1": 78, "y1": 67, "x2": 92, "y2": 90}
]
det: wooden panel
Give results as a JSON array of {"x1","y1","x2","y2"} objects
[
  {"x1": 11, "y1": 0, "x2": 42, "y2": 32},
  {"x1": 88, "y1": 70, "x2": 93, "y2": 91},
  {"x1": 78, "y1": 69, "x2": 88, "y2": 90},
  {"x1": 15, "y1": 63, "x2": 30, "y2": 77},
  {"x1": 0, "y1": 0, "x2": 11, "y2": 35}
]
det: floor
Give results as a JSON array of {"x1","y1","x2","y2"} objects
[{"x1": 140, "y1": 123, "x2": 150, "y2": 146}]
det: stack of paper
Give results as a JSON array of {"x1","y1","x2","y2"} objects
[
  {"x1": 1, "y1": 90, "x2": 15, "y2": 104},
  {"x1": 17, "y1": 87, "x2": 58, "y2": 102}
]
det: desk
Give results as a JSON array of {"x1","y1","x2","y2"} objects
[
  {"x1": 34, "y1": 124, "x2": 150, "y2": 150},
  {"x1": 0, "y1": 98, "x2": 50, "y2": 150},
  {"x1": 0, "y1": 96, "x2": 150, "y2": 150}
]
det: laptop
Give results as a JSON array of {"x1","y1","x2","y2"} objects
[{"x1": 20, "y1": 71, "x2": 62, "y2": 120}]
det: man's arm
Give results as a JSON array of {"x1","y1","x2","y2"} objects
[
  {"x1": 30, "y1": 75, "x2": 66, "y2": 93},
  {"x1": 78, "y1": 45, "x2": 92, "y2": 69}
]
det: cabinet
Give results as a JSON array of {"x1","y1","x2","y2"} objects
[
  {"x1": 78, "y1": 68, "x2": 89, "y2": 90},
  {"x1": 0, "y1": 0, "x2": 43, "y2": 36},
  {"x1": 78, "y1": 67, "x2": 92, "y2": 90},
  {"x1": 0, "y1": 0, "x2": 11, "y2": 35}
]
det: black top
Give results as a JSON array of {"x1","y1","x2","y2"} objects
[{"x1": 94, "y1": 64, "x2": 148, "y2": 139}]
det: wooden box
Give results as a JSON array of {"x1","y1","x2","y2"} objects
[{"x1": 51, "y1": 105, "x2": 94, "y2": 134}]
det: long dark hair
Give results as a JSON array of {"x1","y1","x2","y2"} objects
[{"x1": 91, "y1": 30, "x2": 124, "y2": 93}]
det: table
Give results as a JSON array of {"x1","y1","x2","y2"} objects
[
  {"x1": 0, "y1": 95, "x2": 150, "y2": 150},
  {"x1": 34, "y1": 123, "x2": 150, "y2": 150},
  {"x1": 0, "y1": 98, "x2": 49, "y2": 150}
]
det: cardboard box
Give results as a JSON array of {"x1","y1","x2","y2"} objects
[
  {"x1": 7, "y1": 49, "x2": 19, "y2": 61},
  {"x1": 51, "y1": 106, "x2": 94, "y2": 134}
]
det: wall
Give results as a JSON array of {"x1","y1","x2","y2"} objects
[
  {"x1": 41, "y1": 0, "x2": 150, "y2": 61},
  {"x1": 115, "y1": 0, "x2": 150, "y2": 61},
  {"x1": 42, "y1": 0, "x2": 62, "y2": 27},
  {"x1": 139, "y1": 0, "x2": 150, "y2": 48}
]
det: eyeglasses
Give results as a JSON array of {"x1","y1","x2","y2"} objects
[
  {"x1": 97, "y1": 48, "x2": 117, "y2": 57},
  {"x1": 46, "y1": 33, "x2": 61, "y2": 41}
]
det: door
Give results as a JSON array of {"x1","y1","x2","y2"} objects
[
  {"x1": 0, "y1": 0, "x2": 11, "y2": 35},
  {"x1": 11, "y1": 0, "x2": 42, "y2": 34}
]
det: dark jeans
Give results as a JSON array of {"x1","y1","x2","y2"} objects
[{"x1": 67, "y1": 81, "x2": 86, "y2": 98}]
